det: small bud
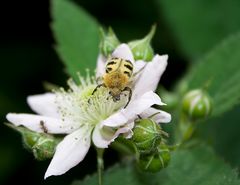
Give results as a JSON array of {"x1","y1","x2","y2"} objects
[
  {"x1": 182, "y1": 89, "x2": 212, "y2": 119},
  {"x1": 5, "y1": 124, "x2": 60, "y2": 160},
  {"x1": 99, "y1": 27, "x2": 120, "y2": 57},
  {"x1": 137, "y1": 144, "x2": 170, "y2": 173},
  {"x1": 128, "y1": 25, "x2": 156, "y2": 61},
  {"x1": 132, "y1": 118, "x2": 162, "y2": 153},
  {"x1": 32, "y1": 136, "x2": 60, "y2": 161}
]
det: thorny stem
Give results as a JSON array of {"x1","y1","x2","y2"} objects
[{"x1": 96, "y1": 148, "x2": 104, "y2": 185}]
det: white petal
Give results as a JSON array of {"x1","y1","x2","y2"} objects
[
  {"x1": 112, "y1": 44, "x2": 134, "y2": 63},
  {"x1": 27, "y1": 93, "x2": 59, "y2": 118},
  {"x1": 133, "y1": 55, "x2": 168, "y2": 99},
  {"x1": 140, "y1": 107, "x2": 171, "y2": 123},
  {"x1": 44, "y1": 127, "x2": 91, "y2": 179},
  {"x1": 6, "y1": 113, "x2": 77, "y2": 134},
  {"x1": 124, "y1": 91, "x2": 165, "y2": 117},
  {"x1": 100, "y1": 111, "x2": 128, "y2": 128},
  {"x1": 133, "y1": 60, "x2": 146, "y2": 74},
  {"x1": 102, "y1": 91, "x2": 164, "y2": 127},
  {"x1": 92, "y1": 123, "x2": 133, "y2": 148},
  {"x1": 96, "y1": 54, "x2": 106, "y2": 78}
]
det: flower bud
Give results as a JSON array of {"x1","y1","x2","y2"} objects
[
  {"x1": 137, "y1": 144, "x2": 170, "y2": 172},
  {"x1": 6, "y1": 124, "x2": 60, "y2": 160},
  {"x1": 182, "y1": 89, "x2": 212, "y2": 119},
  {"x1": 99, "y1": 27, "x2": 120, "y2": 57},
  {"x1": 132, "y1": 118, "x2": 162, "y2": 153},
  {"x1": 128, "y1": 25, "x2": 156, "y2": 61},
  {"x1": 32, "y1": 136, "x2": 60, "y2": 161}
]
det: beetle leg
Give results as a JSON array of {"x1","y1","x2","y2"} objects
[
  {"x1": 122, "y1": 87, "x2": 132, "y2": 108},
  {"x1": 92, "y1": 84, "x2": 105, "y2": 95}
]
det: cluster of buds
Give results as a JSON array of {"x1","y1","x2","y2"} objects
[{"x1": 132, "y1": 118, "x2": 170, "y2": 172}]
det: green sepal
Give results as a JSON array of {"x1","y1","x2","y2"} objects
[
  {"x1": 6, "y1": 123, "x2": 61, "y2": 160},
  {"x1": 137, "y1": 144, "x2": 170, "y2": 173},
  {"x1": 182, "y1": 89, "x2": 212, "y2": 120},
  {"x1": 99, "y1": 27, "x2": 120, "y2": 57},
  {"x1": 132, "y1": 118, "x2": 162, "y2": 154},
  {"x1": 128, "y1": 25, "x2": 156, "y2": 61}
]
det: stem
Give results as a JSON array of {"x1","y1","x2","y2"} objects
[
  {"x1": 96, "y1": 148, "x2": 104, "y2": 185},
  {"x1": 177, "y1": 114, "x2": 195, "y2": 144}
]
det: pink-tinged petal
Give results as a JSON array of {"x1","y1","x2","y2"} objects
[
  {"x1": 140, "y1": 107, "x2": 171, "y2": 123},
  {"x1": 6, "y1": 113, "x2": 77, "y2": 134},
  {"x1": 133, "y1": 55, "x2": 168, "y2": 99},
  {"x1": 27, "y1": 93, "x2": 59, "y2": 118},
  {"x1": 102, "y1": 91, "x2": 164, "y2": 127},
  {"x1": 44, "y1": 127, "x2": 92, "y2": 179},
  {"x1": 96, "y1": 54, "x2": 106, "y2": 78},
  {"x1": 112, "y1": 44, "x2": 134, "y2": 63},
  {"x1": 92, "y1": 123, "x2": 133, "y2": 148}
]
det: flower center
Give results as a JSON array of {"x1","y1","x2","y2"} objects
[{"x1": 55, "y1": 73, "x2": 128, "y2": 130}]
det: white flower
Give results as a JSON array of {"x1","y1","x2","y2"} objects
[{"x1": 6, "y1": 44, "x2": 171, "y2": 179}]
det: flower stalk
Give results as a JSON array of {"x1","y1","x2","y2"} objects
[{"x1": 96, "y1": 148, "x2": 104, "y2": 185}]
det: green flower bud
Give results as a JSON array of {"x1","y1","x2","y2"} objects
[
  {"x1": 132, "y1": 118, "x2": 162, "y2": 153},
  {"x1": 182, "y1": 89, "x2": 212, "y2": 120},
  {"x1": 32, "y1": 136, "x2": 60, "y2": 161},
  {"x1": 137, "y1": 144, "x2": 170, "y2": 173},
  {"x1": 99, "y1": 27, "x2": 120, "y2": 57},
  {"x1": 5, "y1": 124, "x2": 60, "y2": 160},
  {"x1": 128, "y1": 25, "x2": 156, "y2": 61}
]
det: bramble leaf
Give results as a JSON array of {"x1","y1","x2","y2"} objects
[{"x1": 51, "y1": 0, "x2": 100, "y2": 80}]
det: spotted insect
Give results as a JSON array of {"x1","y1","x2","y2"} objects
[{"x1": 92, "y1": 57, "x2": 133, "y2": 108}]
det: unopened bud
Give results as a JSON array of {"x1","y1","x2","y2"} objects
[
  {"x1": 6, "y1": 124, "x2": 60, "y2": 160},
  {"x1": 132, "y1": 118, "x2": 162, "y2": 154},
  {"x1": 128, "y1": 25, "x2": 156, "y2": 61},
  {"x1": 99, "y1": 27, "x2": 120, "y2": 57},
  {"x1": 182, "y1": 89, "x2": 212, "y2": 119},
  {"x1": 137, "y1": 144, "x2": 170, "y2": 172},
  {"x1": 32, "y1": 136, "x2": 60, "y2": 161}
]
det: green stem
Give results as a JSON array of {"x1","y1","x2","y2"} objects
[
  {"x1": 177, "y1": 113, "x2": 195, "y2": 144},
  {"x1": 96, "y1": 148, "x2": 104, "y2": 185},
  {"x1": 111, "y1": 140, "x2": 134, "y2": 155}
]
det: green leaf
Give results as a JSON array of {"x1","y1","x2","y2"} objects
[
  {"x1": 158, "y1": 0, "x2": 240, "y2": 59},
  {"x1": 186, "y1": 32, "x2": 240, "y2": 116},
  {"x1": 199, "y1": 106, "x2": 240, "y2": 169},
  {"x1": 72, "y1": 145, "x2": 239, "y2": 185},
  {"x1": 51, "y1": 0, "x2": 100, "y2": 80}
]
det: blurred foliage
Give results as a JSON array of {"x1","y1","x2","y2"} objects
[
  {"x1": 158, "y1": 0, "x2": 240, "y2": 60},
  {"x1": 73, "y1": 145, "x2": 240, "y2": 185},
  {"x1": 1, "y1": 0, "x2": 240, "y2": 185},
  {"x1": 51, "y1": 0, "x2": 100, "y2": 80},
  {"x1": 199, "y1": 106, "x2": 240, "y2": 169},
  {"x1": 185, "y1": 32, "x2": 240, "y2": 117}
]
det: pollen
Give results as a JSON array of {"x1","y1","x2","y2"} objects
[{"x1": 54, "y1": 72, "x2": 128, "y2": 130}]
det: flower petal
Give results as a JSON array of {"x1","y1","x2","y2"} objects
[
  {"x1": 140, "y1": 107, "x2": 171, "y2": 123},
  {"x1": 102, "y1": 91, "x2": 164, "y2": 127},
  {"x1": 6, "y1": 113, "x2": 77, "y2": 134},
  {"x1": 44, "y1": 127, "x2": 91, "y2": 179},
  {"x1": 133, "y1": 60, "x2": 146, "y2": 74},
  {"x1": 92, "y1": 123, "x2": 133, "y2": 148},
  {"x1": 100, "y1": 111, "x2": 128, "y2": 128},
  {"x1": 133, "y1": 55, "x2": 168, "y2": 99},
  {"x1": 27, "y1": 93, "x2": 59, "y2": 118},
  {"x1": 96, "y1": 54, "x2": 106, "y2": 78},
  {"x1": 112, "y1": 44, "x2": 134, "y2": 63}
]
